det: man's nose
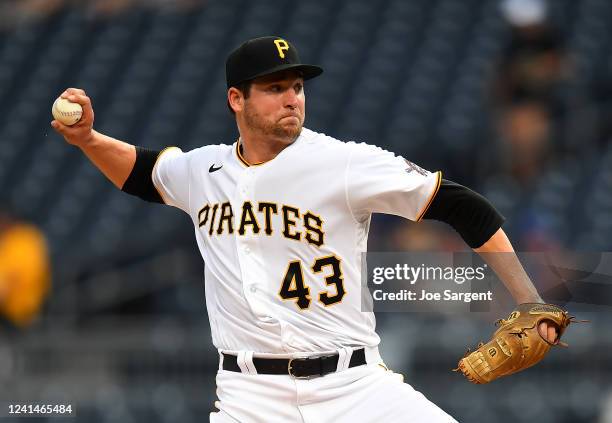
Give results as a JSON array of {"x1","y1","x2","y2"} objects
[{"x1": 284, "y1": 89, "x2": 298, "y2": 108}]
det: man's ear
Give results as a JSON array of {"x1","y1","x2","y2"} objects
[{"x1": 228, "y1": 87, "x2": 244, "y2": 113}]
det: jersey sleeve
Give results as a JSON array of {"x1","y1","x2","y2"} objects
[
  {"x1": 345, "y1": 142, "x2": 442, "y2": 222},
  {"x1": 151, "y1": 146, "x2": 191, "y2": 213}
]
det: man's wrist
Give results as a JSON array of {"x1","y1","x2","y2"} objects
[
  {"x1": 516, "y1": 295, "x2": 544, "y2": 304},
  {"x1": 75, "y1": 130, "x2": 98, "y2": 150}
]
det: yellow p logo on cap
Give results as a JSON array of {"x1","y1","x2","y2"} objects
[{"x1": 274, "y1": 39, "x2": 289, "y2": 58}]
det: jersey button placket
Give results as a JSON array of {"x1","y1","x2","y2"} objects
[{"x1": 235, "y1": 168, "x2": 269, "y2": 319}]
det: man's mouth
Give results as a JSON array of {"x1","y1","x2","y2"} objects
[{"x1": 280, "y1": 115, "x2": 300, "y2": 122}]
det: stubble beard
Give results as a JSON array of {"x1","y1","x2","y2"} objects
[{"x1": 243, "y1": 103, "x2": 302, "y2": 143}]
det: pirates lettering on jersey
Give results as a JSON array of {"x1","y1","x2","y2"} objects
[
  {"x1": 303, "y1": 211, "x2": 324, "y2": 247},
  {"x1": 238, "y1": 201, "x2": 260, "y2": 235},
  {"x1": 198, "y1": 200, "x2": 325, "y2": 247},
  {"x1": 217, "y1": 202, "x2": 234, "y2": 234},
  {"x1": 208, "y1": 203, "x2": 219, "y2": 236},
  {"x1": 282, "y1": 205, "x2": 301, "y2": 241},
  {"x1": 198, "y1": 204, "x2": 210, "y2": 228},
  {"x1": 258, "y1": 202, "x2": 278, "y2": 235}
]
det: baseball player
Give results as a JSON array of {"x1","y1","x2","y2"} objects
[{"x1": 51, "y1": 36, "x2": 567, "y2": 422}]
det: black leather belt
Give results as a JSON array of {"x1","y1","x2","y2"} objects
[{"x1": 222, "y1": 348, "x2": 366, "y2": 379}]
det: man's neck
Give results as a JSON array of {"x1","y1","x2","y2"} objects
[{"x1": 238, "y1": 132, "x2": 300, "y2": 165}]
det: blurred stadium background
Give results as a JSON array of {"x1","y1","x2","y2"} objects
[{"x1": 0, "y1": 0, "x2": 611, "y2": 421}]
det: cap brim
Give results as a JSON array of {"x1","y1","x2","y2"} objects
[{"x1": 232, "y1": 64, "x2": 323, "y2": 87}]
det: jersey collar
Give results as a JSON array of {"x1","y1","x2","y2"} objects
[
  {"x1": 235, "y1": 139, "x2": 266, "y2": 167},
  {"x1": 234, "y1": 130, "x2": 308, "y2": 168}
]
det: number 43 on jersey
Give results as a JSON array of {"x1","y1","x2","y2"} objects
[{"x1": 279, "y1": 255, "x2": 346, "y2": 309}]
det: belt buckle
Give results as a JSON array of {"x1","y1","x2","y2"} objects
[{"x1": 288, "y1": 358, "x2": 313, "y2": 379}]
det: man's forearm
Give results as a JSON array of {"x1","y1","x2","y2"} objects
[
  {"x1": 79, "y1": 130, "x2": 136, "y2": 189},
  {"x1": 474, "y1": 227, "x2": 543, "y2": 304}
]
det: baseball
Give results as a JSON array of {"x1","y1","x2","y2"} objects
[{"x1": 52, "y1": 97, "x2": 83, "y2": 126}]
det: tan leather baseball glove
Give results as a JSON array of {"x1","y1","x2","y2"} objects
[{"x1": 455, "y1": 303, "x2": 573, "y2": 384}]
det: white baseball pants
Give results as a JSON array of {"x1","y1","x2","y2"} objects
[{"x1": 209, "y1": 349, "x2": 458, "y2": 423}]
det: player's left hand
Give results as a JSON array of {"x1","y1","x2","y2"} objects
[
  {"x1": 455, "y1": 303, "x2": 574, "y2": 384},
  {"x1": 538, "y1": 320, "x2": 559, "y2": 343}
]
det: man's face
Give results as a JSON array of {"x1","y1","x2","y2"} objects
[{"x1": 241, "y1": 70, "x2": 305, "y2": 142}]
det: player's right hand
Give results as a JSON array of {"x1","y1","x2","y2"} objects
[{"x1": 51, "y1": 88, "x2": 95, "y2": 148}]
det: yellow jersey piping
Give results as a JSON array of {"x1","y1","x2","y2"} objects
[{"x1": 416, "y1": 171, "x2": 442, "y2": 222}]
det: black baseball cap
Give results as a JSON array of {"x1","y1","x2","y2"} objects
[{"x1": 226, "y1": 36, "x2": 323, "y2": 89}]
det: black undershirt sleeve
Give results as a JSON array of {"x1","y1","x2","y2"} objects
[
  {"x1": 422, "y1": 179, "x2": 505, "y2": 248},
  {"x1": 121, "y1": 146, "x2": 164, "y2": 204}
]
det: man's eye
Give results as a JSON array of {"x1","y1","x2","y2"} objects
[
  {"x1": 269, "y1": 85, "x2": 281, "y2": 92},
  {"x1": 295, "y1": 84, "x2": 303, "y2": 93}
]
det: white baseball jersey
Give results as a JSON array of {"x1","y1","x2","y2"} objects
[{"x1": 152, "y1": 127, "x2": 441, "y2": 355}]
